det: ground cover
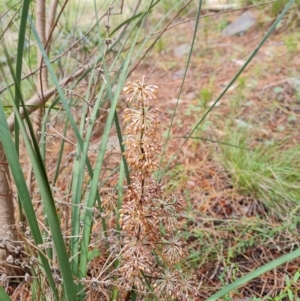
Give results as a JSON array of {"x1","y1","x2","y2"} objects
[
  {"x1": 1, "y1": 1, "x2": 300, "y2": 300},
  {"x1": 126, "y1": 8, "x2": 300, "y2": 300}
]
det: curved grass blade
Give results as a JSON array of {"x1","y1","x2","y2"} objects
[
  {"x1": 206, "y1": 248, "x2": 300, "y2": 301},
  {"x1": 114, "y1": 111, "x2": 130, "y2": 185},
  {"x1": 3, "y1": 19, "x2": 77, "y2": 299},
  {"x1": 0, "y1": 40, "x2": 60, "y2": 297},
  {"x1": 3, "y1": 95, "x2": 77, "y2": 300},
  {"x1": 159, "y1": 0, "x2": 203, "y2": 181},
  {"x1": 109, "y1": 0, "x2": 160, "y2": 37},
  {"x1": 14, "y1": 0, "x2": 31, "y2": 153},
  {"x1": 110, "y1": 12, "x2": 144, "y2": 36},
  {"x1": 0, "y1": 286, "x2": 12, "y2": 301},
  {"x1": 174, "y1": 136, "x2": 250, "y2": 150},
  {"x1": 69, "y1": 71, "x2": 110, "y2": 281},
  {"x1": 0, "y1": 101, "x2": 59, "y2": 301}
]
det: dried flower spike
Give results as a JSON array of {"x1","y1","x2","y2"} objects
[
  {"x1": 123, "y1": 76, "x2": 158, "y2": 104},
  {"x1": 111, "y1": 77, "x2": 196, "y2": 300}
]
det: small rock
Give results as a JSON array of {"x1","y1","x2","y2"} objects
[
  {"x1": 187, "y1": 180, "x2": 196, "y2": 187},
  {"x1": 235, "y1": 119, "x2": 253, "y2": 128},
  {"x1": 172, "y1": 69, "x2": 189, "y2": 79},
  {"x1": 185, "y1": 91, "x2": 197, "y2": 100},
  {"x1": 232, "y1": 59, "x2": 246, "y2": 66},
  {"x1": 222, "y1": 11, "x2": 256, "y2": 36},
  {"x1": 204, "y1": 0, "x2": 239, "y2": 11},
  {"x1": 174, "y1": 44, "x2": 191, "y2": 58},
  {"x1": 289, "y1": 77, "x2": 300, "y2": 90},
  {"x1": 106, "y1": 136, "x2": 120, "y2": 151}
]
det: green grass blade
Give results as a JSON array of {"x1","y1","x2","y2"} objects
[
  {"x1": 117, "y1": 160, "x2": 125, "y2": 233},
  {"x1": 69, "y1": 84, "x2": 92, "y2": 277},
  {"x1": 114, "y1": 111, "x2": 130, "y2": 185},
  {"x1": 110, "y1": 12, "x2": 144, "y2": 36},
  {"x1": 109, "y1": 0, "x2": 160, "y2": 37},
  {"x1": 52, "y1": 116, "x2": 69, "y2": 185},
  {"x1": 111, "y1": 159, "x2": 125, "y2": 300},
  {"x1": 159, "y1": 0, "x2": 203, "y2": 180},
  {"x1": 28, "y1": 16, "x2": 81, "y2": 148},
  {"x1": 0, "y1": 102, "x2": 59, "y2": 301},
  {"x1": 206, "y1": 248, "x2": 300, "y2": 301},
  {"x1": 3, "y1": 26, "x2": 77, "y2": 298},
  {"x1": 5, "y1": 101, "x2": 77, "y2": 299},
  {"x1": 69, "y1": 76, "x2": 109, "y2": 279},
  {"x1": 3, "y1": 30, "x2": 78, "y2": 300},
  {"x1": 14, "y1": 0, "x2": 31, "y2": 153},
  {"x1": 0, "y1": 286, "x2": 12, "y2": 301},
  {"x1": 13, "y1": 107, "x2": 77, "y2": 300},
  {"x1": 175, "y1": 135, "x2": 250, "y2": 150},
  {"x1": 131, "y1": 290, "x2": 137, "y2": 301}
]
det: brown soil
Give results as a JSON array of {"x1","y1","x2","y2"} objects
[{"x1": 4, "y1": 6, "x2": 300, "y2": 301}]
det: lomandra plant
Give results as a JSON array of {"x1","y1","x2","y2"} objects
[{"x1": 108, "y1": 77, "x2": 197, "y2": 300}]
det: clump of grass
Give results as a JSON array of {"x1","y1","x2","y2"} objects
[{"x1": 218, "y1": 129, "x2": 300, "y2": 217}]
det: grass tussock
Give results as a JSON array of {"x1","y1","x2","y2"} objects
[{"x1": 218, "y1": 130, "x2": 300, "y2": 217}]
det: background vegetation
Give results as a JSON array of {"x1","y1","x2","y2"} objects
[{"x1": 1, "y1": 0, "x2": 300, "y2": 300}]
